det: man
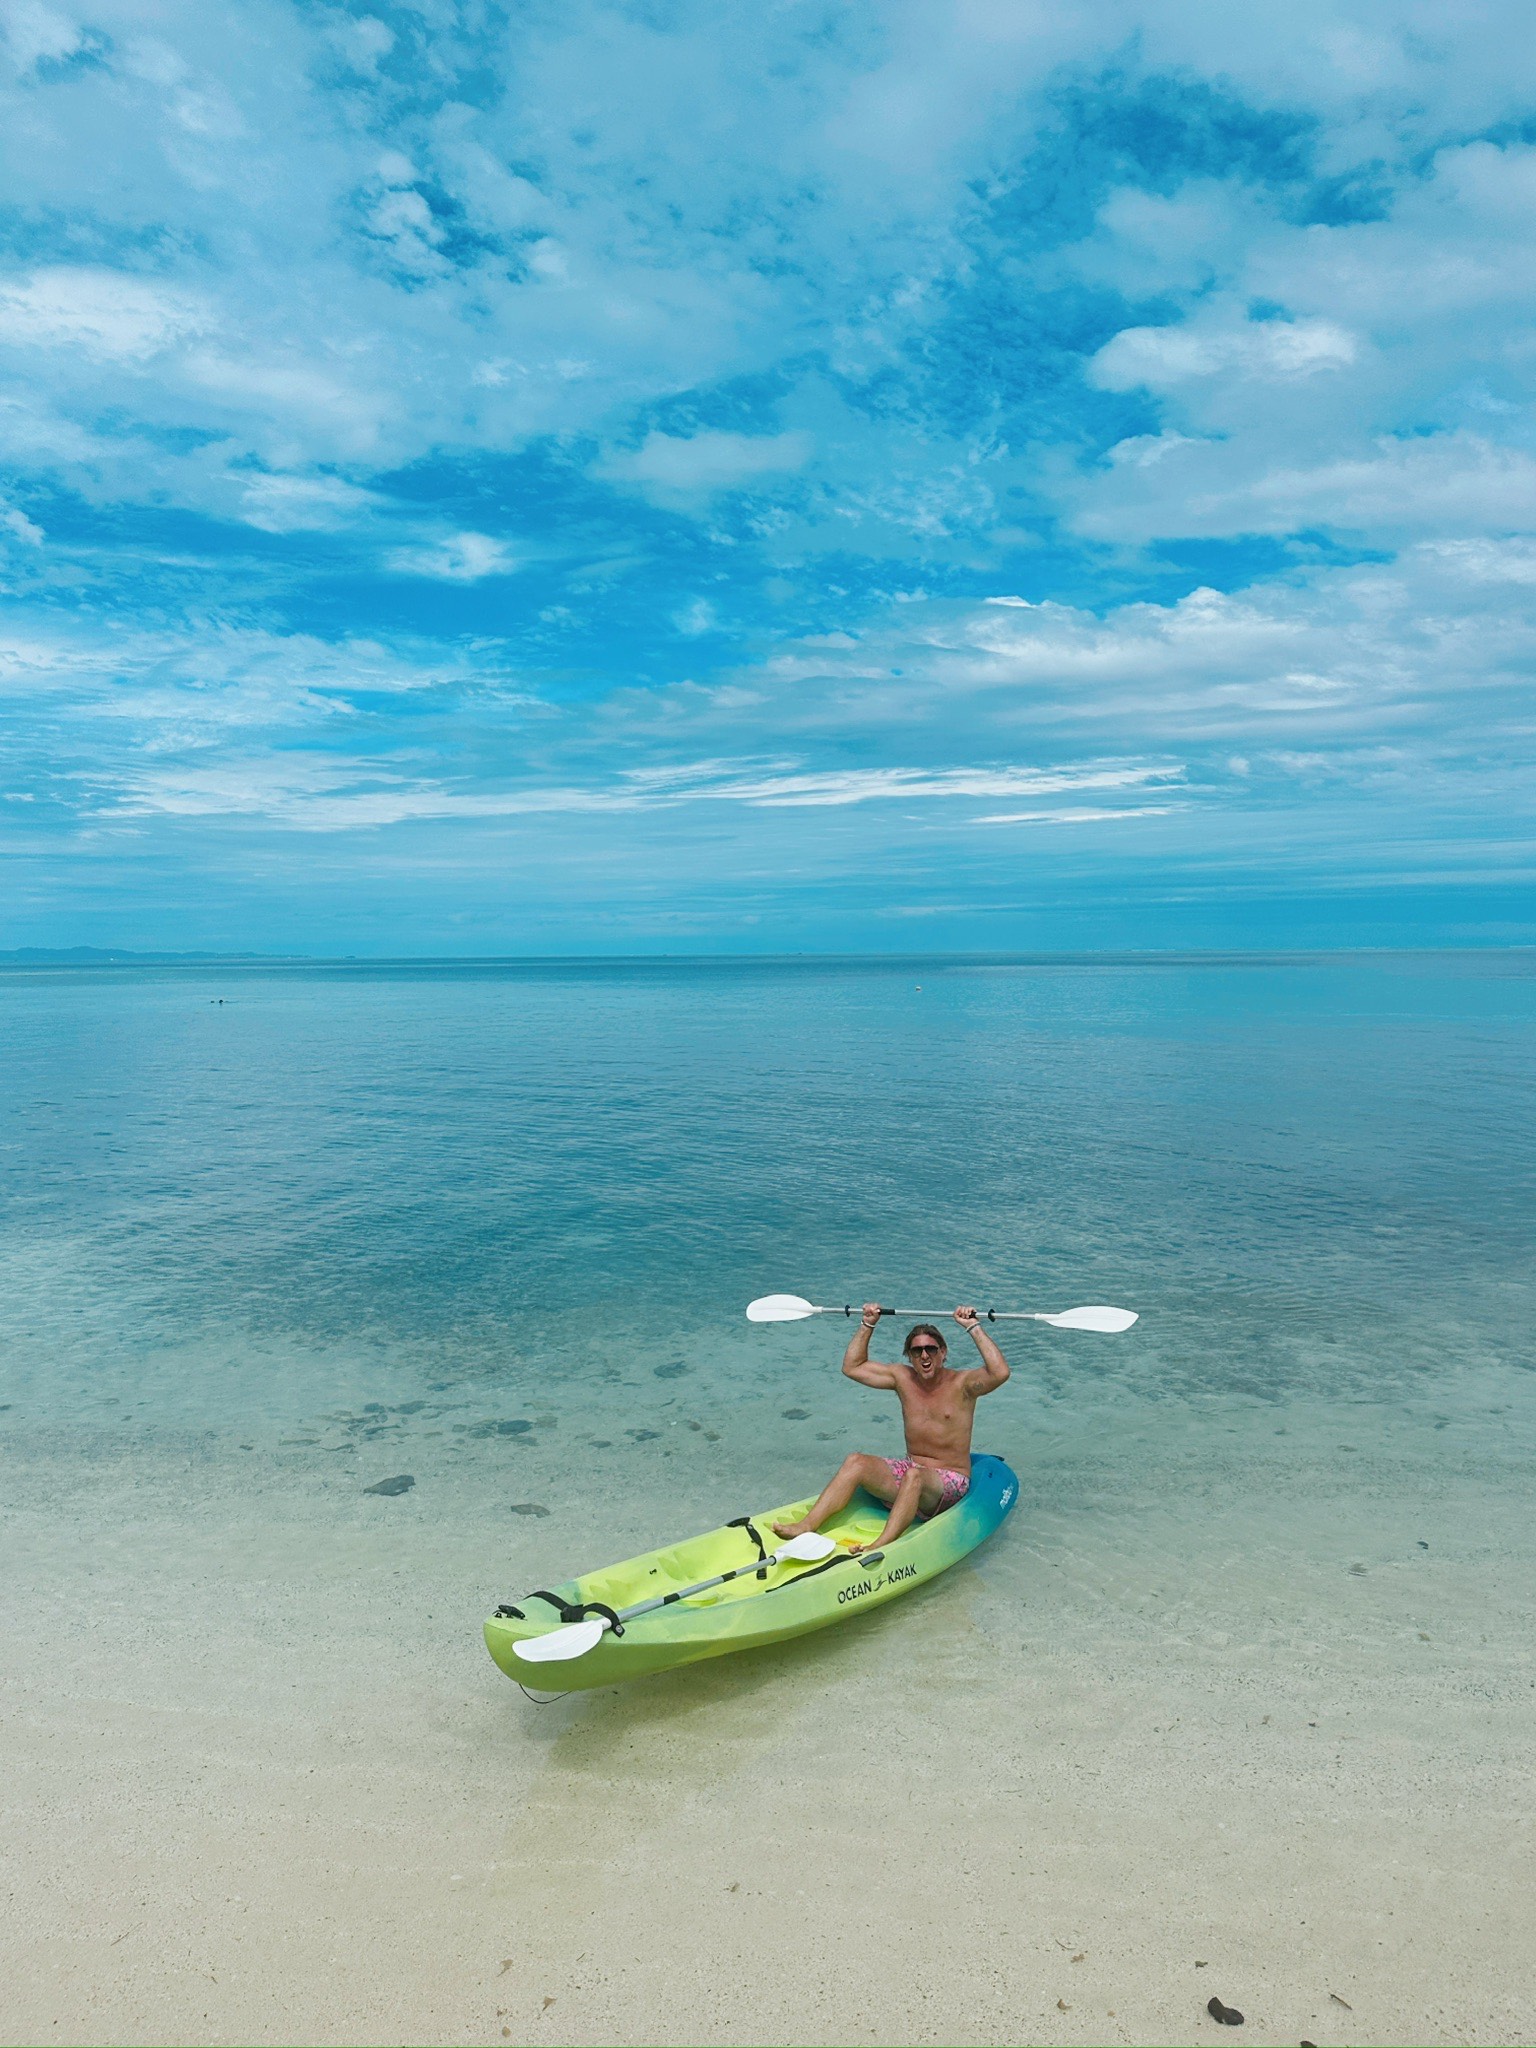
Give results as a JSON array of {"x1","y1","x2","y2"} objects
[{"x1": 771, "y1": 1303, "x2": 1009, "y2": 1551}]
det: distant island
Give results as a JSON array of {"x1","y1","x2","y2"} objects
[{"x1": 0, "y1": 948, "x2": 300, "y2": 963}]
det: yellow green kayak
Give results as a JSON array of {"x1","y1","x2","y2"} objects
[{"x1": 484, "y1": 1452, "x2": 1018, "y2": 1691}]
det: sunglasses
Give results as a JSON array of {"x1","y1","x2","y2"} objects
[{"x1": 907, "y1": 1342, "x2": 944, "y2": 1357}]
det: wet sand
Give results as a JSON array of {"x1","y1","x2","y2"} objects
[{"x1": 3, "y1": 1384, "x2": 1533, "y2": 2047}]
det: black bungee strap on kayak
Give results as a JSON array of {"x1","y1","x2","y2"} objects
[
  {"x1": 495, "y1": 1592, "x2": 626, "y2": 1637},
  {"x1": 578, "y1": 1600, "x2": 624, "y2": 1637},
  {"x1": 495, "y1": 1589, "x2": 573, "y2": 1622},
  {"x1": 774, "y1": 1547, "x2": 884, "y2": 1592}
]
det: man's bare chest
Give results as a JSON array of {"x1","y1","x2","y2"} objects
[{"x1": 895, "y1": 1375, "x2": 970, "y2": 1430}]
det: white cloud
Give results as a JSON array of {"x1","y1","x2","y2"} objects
[
  {"x1": 755, "y1": 543, "x2": 1536, "y2": 748},
  {"x1": 384, "y1": 532, "x2": 518, "y2": 581},
  {"x1": 1092, "y1": 317, "x2": 1359, "y2": 389},
  {"x1": 1416, "y1": 538, "x2": 1536, "y2": 585},
  {"x1": 618, "y1": 760, "x2": 1183, "y2": 808},
  {"x1": 1, "y1": 497, "x2": 43, "y2": 545},
  {"x1": 974, "y1": 805, "x2": 1179, "y2": 825},
  {"x1": 1075, "y1": 430, "x2": 1536, "y2": 544},
  {"x1": 1, "y1": 0, "x2": 84, "y2": 71},
  {"x1": 1063, "y1": 182, "x2": 1255, "y2": 299},
  {"x1": 0, "y1": 617, "x2": 511, "y2": 730},
  {"x1": 0, "y1": 268, "x2": 210, "y2": 361},
  {"x1": 82, "y1": 754, "x2": 1186, "y2": 831},
  {"x1": 183, "y1": 351, "x2": 385, "y2": 452},
  {"x1": 320, "y1": 11, "x2": 394, "y2": 77},
  {"x1": 1071, "y1": 135, "x2": 1536, "y2": 551},
  {"x1": 595, "y1": 430, "x2": 813, "y2": 501},
  {"x1": 237, "y1": 472, "x2": 377, "y2": 533},
  {"x1": 672, "y1": 598, "x2": 717, "y2": 637},
  {"x1": 1103, "y1": 432, "x2": 1205, "y2": 471}
]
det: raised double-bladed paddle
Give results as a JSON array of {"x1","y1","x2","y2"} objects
[
  {"x1": 746, "y1": 1294, "x2": 1138, "y2": 1333},
  {"x1": 512, "y1": 1529, "x2": 839, "y2": 1664}
]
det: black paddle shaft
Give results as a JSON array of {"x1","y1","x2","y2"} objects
[{"x1": 844, "y1": 1306, "x2": 1002, "y2": 1320}]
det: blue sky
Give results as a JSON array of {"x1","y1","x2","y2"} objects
[{"x1": 1, "y1": 0, "x2": 1534, "y2": 952}]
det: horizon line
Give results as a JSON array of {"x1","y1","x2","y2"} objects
[{"x1": 4, "y1": 944, "x2": 1534, "y2": 968}]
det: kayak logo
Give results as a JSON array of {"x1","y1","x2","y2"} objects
[
  {"x1": 837, "y1": 1562, "x2": 917, "y2": 1604},
  {"x1": 1001, "y1": 1486, "x2": 1015, "y2": 1506}
]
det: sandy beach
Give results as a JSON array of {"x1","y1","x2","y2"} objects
[{"x1": 5, "y1": 1373, "x2": 1532, "y2": 2048}]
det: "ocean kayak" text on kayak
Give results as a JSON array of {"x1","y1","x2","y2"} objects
[{"x1": 838, "y1": 1563, "x2": 918, "y2": 1603}]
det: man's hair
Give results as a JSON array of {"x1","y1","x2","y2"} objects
[{"x1": 903, "y1": 1323, "x2": 947, "y2": 1357}]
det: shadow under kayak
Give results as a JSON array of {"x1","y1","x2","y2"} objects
[{"x1": 484, "y1": 1451, "x2": 1019, "y2": 1692}]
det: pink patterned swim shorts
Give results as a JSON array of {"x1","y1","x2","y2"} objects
[{"x1": 884, "y1": 1458, "x2": 970, "y2": 1516}]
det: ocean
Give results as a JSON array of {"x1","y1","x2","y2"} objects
[{"x1": 3, "y1": 952, "x2": 1532, "y2": 1469}]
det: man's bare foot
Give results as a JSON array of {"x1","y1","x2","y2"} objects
[{"x1": 771, "y1": 1517, "x2": 809, "y2": 1540}]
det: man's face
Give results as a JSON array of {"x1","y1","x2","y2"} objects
[{"x1": 906, "y1": 1335, "x2": 946, "y2": 1379}]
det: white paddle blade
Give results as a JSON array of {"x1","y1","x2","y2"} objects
[
  {"x1": 746, "y1": 1293, "x2": 818, "y2": 1322},
  {"x1": 774, "y1": 1532, "x2": 838, "y2": 1562},
  {"x1": 1043, "y1": 1305, "x2": 1138, "y2": 1334},
  {"x1": 512, "y1": 1616, "x2": 609, "y2": 1664}
]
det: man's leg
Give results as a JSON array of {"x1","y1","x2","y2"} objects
[
  {"x1": 867, "y1": 1464, "x2": 947, "y2": 1548},
  {"x1": 771, "y1": 1453, "x2": 896, "y2": 1539}
]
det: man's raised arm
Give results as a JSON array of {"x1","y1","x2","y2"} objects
[
  {"x1": 955, "y1": 1305, "x2": 1010, "y2": 1394},
  {"x1": 844, "y1": 1303, "x2": 899, "y2": 1387}
]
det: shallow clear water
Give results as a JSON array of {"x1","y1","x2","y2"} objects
[{"x1": 3, "y1": 953, "x2": 1532, "y2": 1479}]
